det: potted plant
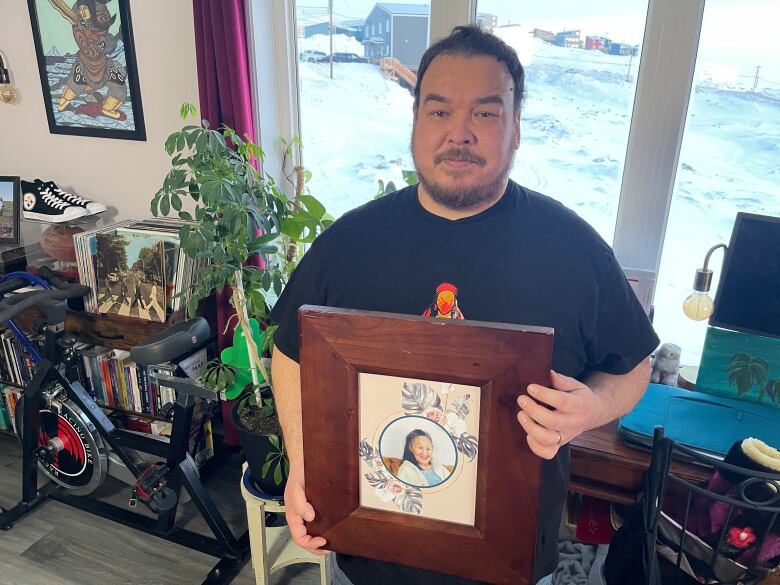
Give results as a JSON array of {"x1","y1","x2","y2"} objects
[{"x1": 153, "y1": 103, "x2": 331, "y2": 494}]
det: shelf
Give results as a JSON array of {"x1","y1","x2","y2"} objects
[
  {"x1": 10, "y1": 294, "x2": 216, "y2": 351},
  {"x1": 100, "y1": 403, "x2": 167, "y2": 422}
]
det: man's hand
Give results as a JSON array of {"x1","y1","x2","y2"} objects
[
  {"x1": 516, "y1": 370, "x2": 603, "y2": 460},
  {"x1": 284, "y1": 466, "x2": 328, "y2": 555}
]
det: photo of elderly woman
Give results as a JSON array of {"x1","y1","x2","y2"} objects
[{"x1": 395, "y1": 429, "x2": 452, "y2": 487}]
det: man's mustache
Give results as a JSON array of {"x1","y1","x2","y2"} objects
[{"x1": 435, "y1": 149, "x2": 486, "y2": 166}]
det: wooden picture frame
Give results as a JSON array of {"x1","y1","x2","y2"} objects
[
  {"x1": 300, "y1": 306, "x2": 554, "y2": 585},
  {"x1": 27, "y1": 0, "x2": 146, "y2": 141},
  {"x1": 0, "y1": 177, "x2": 21, "y2": 245}
]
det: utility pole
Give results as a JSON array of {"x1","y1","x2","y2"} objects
[
  {"x1": 753, "y1": 65, "x2": 761, "y2": 92},
  {"x1": 329, "y1": 0, "x2": 334, "y2": 80}
]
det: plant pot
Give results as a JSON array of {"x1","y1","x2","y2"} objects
[{"x1": 230, "y1": 392, "x2": 288, "y2": 497}]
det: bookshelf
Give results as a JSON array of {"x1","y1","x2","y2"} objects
[
  {"x1": 0, "y1": 295, "x2": 217, "y2": 442},
  {"x1": 11, "y1": 294, "x2": 216, "y2": 351}
]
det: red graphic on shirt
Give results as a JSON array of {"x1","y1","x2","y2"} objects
[{"x1": 423, "y1": 282, "x2": 465, "y2": 319}]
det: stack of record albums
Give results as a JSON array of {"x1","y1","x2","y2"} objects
[{"x1": 73, "y1": 218, "x2": 206, "y2": 323}]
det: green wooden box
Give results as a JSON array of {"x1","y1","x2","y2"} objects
[{"x1": 696, "y1": 326, "x2": 780, "y2": 408}]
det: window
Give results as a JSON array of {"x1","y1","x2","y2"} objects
[
  {"x1": 475, "y1": 1, "x2": 649, "y2": 244},
  {"x1": 652, "y1": 0, "x2": 780, "y2": 364},
  {"x1": 386, "y1": 20, "x2": 390, "y2": 33},
  {"x1": 295, "y1": 2, "x2": 431, "y2": 218},
  {"x1": 252, "y1": 0, "x2": 779, "y2": 367}
]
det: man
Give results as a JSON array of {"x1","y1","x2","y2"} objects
[{"x1": 271, "y1": 25, "x2": 658, "y2": 585}]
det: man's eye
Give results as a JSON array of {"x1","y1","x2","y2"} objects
[
  {"x1": 430, "y1": 110, "x2": 447, "y2": 118},
  {"x1": 476, "y1": 111, "x2": 495, "y2": 118}
]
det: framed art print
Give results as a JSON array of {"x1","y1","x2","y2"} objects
[
  {"x1": 299, "y1": 306, "x2": 555, "y2": 585},
  {"x1": 27, "y1": 0, "x2": 146, "y2": 140},
  {"x1": 0, "y1": 177, "x2": 21, "y2": 245}
]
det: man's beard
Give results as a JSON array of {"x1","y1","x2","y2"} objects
[{"x1": 412, "y1": 144, "x2": 514, "y2": 210}]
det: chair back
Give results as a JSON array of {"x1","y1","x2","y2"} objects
[{"x1": 646, "y1": 426, "x2": 780, "y2": 584}]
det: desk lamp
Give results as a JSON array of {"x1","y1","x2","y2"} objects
[
  {"x1": 0, "y1": 52, "x2": 18, "y2": 104},
  {"x1": 682, "y1": 243, "x2": 727, "y2": 320}
]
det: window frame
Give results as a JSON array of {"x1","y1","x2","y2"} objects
[{"x1": 247, "y1": 0, "x2": 706, "y2": 307}]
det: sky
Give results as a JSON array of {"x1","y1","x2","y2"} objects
[
  {"x1": 299, "y1": 0, "x2": 780, "y2": 51},
  {"x1": 0, "y1": 180, "x2": 14, "y2": 202}
]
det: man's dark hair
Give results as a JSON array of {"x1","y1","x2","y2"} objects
[
  {"x1": 401, "y1": 429, "x2": 433, "y2": 470},
  {"x1": 414, "y1": 25, "x2": 525, "y2": 116}
]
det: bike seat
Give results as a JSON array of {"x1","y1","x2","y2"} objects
[{"x1": 130, "y1": 318, "x2": 211, "y2": 366}]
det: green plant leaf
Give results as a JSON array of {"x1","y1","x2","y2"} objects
[
  {"x1": 402, "y1": 170, "x2": 419, "y2": 185},
  {"x1": 164, "y1": 133, "x2": 177, "y2": 156},
  {"x1": 298, "y1": 194, "x2": 327, "y2": 220},
  {"x1": 261, "y1": 460, "x2": 272, "y2": 478},
  {"x1": 273, "y1": 463, "x2": 283, "y2": 485},
  {"x1": 171, "y1": 193, "x2": 183, "y2": 211},
  {"x1": 268, "y1": 434, "x2": 280, "y2": 449},
  {"x1": 160, "y1": 194, "x2": 171, "y2": 216}
]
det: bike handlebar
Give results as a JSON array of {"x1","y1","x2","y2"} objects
[{"x1": 0, "y1": 268, "x2": 91, "y2": 326}]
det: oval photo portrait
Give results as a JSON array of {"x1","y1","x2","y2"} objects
[{"x1": 378, "y1": 415, "x2": 457, "y2": 488}]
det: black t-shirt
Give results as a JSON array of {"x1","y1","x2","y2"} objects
[{"x1": 271, "y1": 180, "x2": 659, "y2": 584}]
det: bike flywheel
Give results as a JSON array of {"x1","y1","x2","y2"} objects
[{"x1": 16, "y1": 385, "x2": 108, "y2": 496}]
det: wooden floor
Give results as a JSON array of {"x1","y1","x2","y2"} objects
[{"x1": 0, "y1": 435, "x2": 323, "y2": 585}]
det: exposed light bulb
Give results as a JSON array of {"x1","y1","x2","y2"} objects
[
  {"x1": 682, "y1": 291, "x2": 714, "y2": 321},
  {"x1": 0, "y1": 84, "x2": 17, "y2": 104}
]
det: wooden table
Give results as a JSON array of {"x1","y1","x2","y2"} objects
[
  {"x1": 569, "y1": 423, "x2": 711, "y2": 505},
  {"x1": 570, "y1": 426, "x2": 780, "y2": 584}
]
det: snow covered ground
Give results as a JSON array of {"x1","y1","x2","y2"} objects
[{"x1": 298, "y1": 32, "x2": 780, "y2": 364}]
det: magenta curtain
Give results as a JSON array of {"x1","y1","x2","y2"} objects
[
  {"x1": 193, "y1": 0, "x2": 259, "y2": 445},
  {"x1": 193, "y1": 0, "x2": 257, "y2": 351}
]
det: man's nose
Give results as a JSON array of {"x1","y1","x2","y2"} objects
[{"x1": 447, "y1": 113, "x2": 474, "y2": 145}]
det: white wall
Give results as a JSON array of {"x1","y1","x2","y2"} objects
[{"x1": 0, "y1": 0, "x2": 199, "y2": 241}]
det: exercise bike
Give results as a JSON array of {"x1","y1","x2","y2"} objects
[{"x1": 0, "y1": 268, "x2": 249, "y2": 585}]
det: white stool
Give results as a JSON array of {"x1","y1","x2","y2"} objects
[{"x1": 240, "y1": 463, "x2": 329, "y2": 585}]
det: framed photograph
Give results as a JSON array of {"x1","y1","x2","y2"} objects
[
  {"x1": 27, "y1": 0, "x2": 146, "y2": 141},
  {"x1": 300, "y1": 306, "x2": 554, "y2": 585},
  {"x1": 0, "y1": 177, "x2": 21, "y2": 245}
]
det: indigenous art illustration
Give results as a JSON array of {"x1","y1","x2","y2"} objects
[
  {"x1": 359, "y1": 374, "x2": 480, "y2": 526},
  {"x1": 28, "y1": 0, "x2": 146, "y2": 140}
]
